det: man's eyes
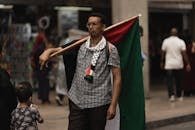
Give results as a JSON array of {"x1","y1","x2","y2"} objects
[{"x1": 87, "y1": 23, "x2": 99, "y2": 26}]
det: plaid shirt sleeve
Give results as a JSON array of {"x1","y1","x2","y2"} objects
[{"x1": 108, "y1": 44, "x2": 120, "y2": 68}]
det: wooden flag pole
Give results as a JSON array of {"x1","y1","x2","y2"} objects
[
  {"x1": 50, "y1": 14, "x2": 140, "y2": 58},
  {"x1": 104, "y1": 15, "x2": 140, "y2": 31},
  {"x1": 50, "y1": 36, "x2": 89, "y2": 57}
]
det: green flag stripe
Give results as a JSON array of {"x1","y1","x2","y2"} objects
[{"x1": 116, "y1": 20, "x2": 145, "y2": 130}]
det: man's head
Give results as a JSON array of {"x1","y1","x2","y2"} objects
[
  {"x1": 170, "y1": 28, "x2": 178, "y2": 36},
  {"x1": 16, "y1": 81, "x2": 33, "y2": 103},
  {"x1": 86, "y1": 13, "x2": 106, "y2": 37}
]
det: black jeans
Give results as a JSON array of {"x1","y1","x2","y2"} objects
[
  {"x1": 166, "y1": 69, "x2": 183, "y2": 97},
  {"x1": 37, "y1": 72, "x2": 50, "y2": 102},
  {"x1": 68, "y1": 100, "x2": 109, "y2": 130}
]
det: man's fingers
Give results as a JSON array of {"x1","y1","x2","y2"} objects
[
  {"x1": 39, "y1": 60, "x2": 45, "y2": 70},
  {"x1": 40, "y1": 61, "x2": 49, "y2": 70},
  {"x1": 107, "y1": 111, "x2": 115, "y2": 120}
]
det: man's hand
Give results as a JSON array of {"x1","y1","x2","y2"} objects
[
  {"x1": 186, "y1": 64, "x2": 191, "y2": 72},
  {"x1": 39, "y1": 47, "x2": 63, "y2": 69},
  {"x1": 39, "y1": 49, "x2": 51, "y2": 70},
  {"x1": 107, "y1": 104, "x2": 116, "y2": 120}
]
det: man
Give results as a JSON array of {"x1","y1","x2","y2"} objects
[
  {"x1": 39, "y1": 13, "x2": 121, "y2": 130},
  {"x1": 161, "y1": 27, "x2": 191, "y2": 102},
  {"x1": 0, "y1": 43, "x2": 17, "y2": 130}
]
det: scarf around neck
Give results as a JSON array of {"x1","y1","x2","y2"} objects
[{"x1": 85, "y1": 36, "x2": 106, "y2": 67}]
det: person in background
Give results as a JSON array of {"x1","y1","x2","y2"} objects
[
  {"x1": 0, "y1": 42, "x2": 17, "y2": 130},
  {"x1": 55, "y1": 55, "x2": 68, "y2": 106},
  {"x1": 161, "y1": 27, "x2": 191, "y2": 102},
  {"x1": 31, "y1": 30, "x2": 55, "y2": 104},
  {"x1": 183, "y1": 40, "x2": 195, "y2": 95},
  {"x1": 39, "y1": 13, "x2": 122, "y2": 130},
  {"x1": 11, "y1": 81, "x2": 43, "y2": 130}
]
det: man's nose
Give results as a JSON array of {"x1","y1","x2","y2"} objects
[{"x1": 88, "y1": 24, "x2": 93, "y2": 29}]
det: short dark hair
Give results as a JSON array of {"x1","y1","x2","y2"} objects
[
  {"x1": 88, "y1": 12, "x2": 106, "y2": 24},
  {"x1": 170, "y1": 27, "x2": 178, "y2": 36},
  {"x1": 16, "y1": 81, "x2": 33, "y2": 103}
]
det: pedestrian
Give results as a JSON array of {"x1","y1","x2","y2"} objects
[
  {"x1": 161, "y1": 27, "x2": 191, "y2": 102},
  {"x1": 55, "y1": 55, "x2": 68, "y2": 106},
  {"x1": 0, "y1": 43, "x2": 17, "y2": 130},
  {"x1": 10, "y1": 81, "x2": 43, "y2": 130},
  {"x1": 31, "y1": 30, "x2": 55, "y2": 104},
  {"x1": 39, "y1": 12, "x2": 122, "y2": 130}
]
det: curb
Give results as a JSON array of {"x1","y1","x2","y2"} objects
[{"x1": 146, "y1": 113, "x2": 195, "y2": 129}]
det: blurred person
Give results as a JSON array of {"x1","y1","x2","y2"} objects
[
  {"x1": 31, "y1": 30, "x2": 54, "y2": 104},
  {"x1": 0, "y1": 42, "x2": 17, "y2": 130},
  {"x1": 55, "y1": 55, "x2": 68, "y2": 106},
  {"x1": 39, "y1": 13, "x2": 122, "y2": 130},
  {"x1": 30, "y1": 28, "x2": 45, "y2": 89},
  {"x1": 161, "y1": 27, "x2": 191, "y2": 102},
  {"x1": 11, "y1": 81, "x2": 43, "y2": 130},
  {"x1": 183, "y1": 40, "x2": 195, "y2": 95},
  {"x1": 139, "y1": 25, "x2": 147, "y2": 66},
  {"x1": 32, "y1": 28, "x2": 45, "y2": 54}
]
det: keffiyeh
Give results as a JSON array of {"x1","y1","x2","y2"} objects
[{"x1": 84, "y1": 37, "x2": 107, "y2": 83}]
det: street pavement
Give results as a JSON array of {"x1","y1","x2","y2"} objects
[
  {"x1": 32, "y1": 91, "x2": 69, "y2": 130},
  {"x1": 31, "y1": 85, "x2": 195, "y2": 130},
  {"x1": 153, "y1": 121, "x2": 195, "y2": 130}
]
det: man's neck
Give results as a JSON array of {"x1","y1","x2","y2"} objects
[
  {"x1": 18, "y1": 102, "x2": 28, "y2": 108},
  {"x1": 90, "y1": 35, "x2": 103, "y2": 47}
]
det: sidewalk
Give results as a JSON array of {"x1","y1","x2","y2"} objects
[
  {"x1": 32, "y1": 92, "x2": 69, "y2": 130},
  {"x1": 146, "y1": 83, "x2": 195, "y2": 129},
  {"x1": 33, "y1": 85, "x2": 195, "y2": 130}
]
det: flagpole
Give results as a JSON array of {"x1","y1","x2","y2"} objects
[
  {"x1": 50, "y1": 14, "x2": 141, "y2": 58},
  {"x1": 105, "y1": 14, "x2": 140, "y2": 31},
  {"x1": 50, "y1": 36, "x2": 89, "y2": 57}
]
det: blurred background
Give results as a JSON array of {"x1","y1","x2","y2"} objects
[{"x1": 0, "y1": 0, "x2": 195, "y2": 129}]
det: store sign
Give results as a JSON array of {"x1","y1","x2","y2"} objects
[
  {"x1": 58, "y1": 10, "x2": 78, "y2": 36},
  {"x1": 14, "y1": 23, "x2": 31, "y2": 42}
]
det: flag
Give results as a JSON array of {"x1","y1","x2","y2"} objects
[
  {"x1": 105, "y1": 16, "x2": 145, "y2": 130},
  {"x1": 54, "y1": 16, "x2": 145, "y2": 130}
]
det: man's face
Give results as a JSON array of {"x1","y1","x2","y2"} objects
[{"x1": 86, "y1": 16, "x2": 105, "y2": 37}]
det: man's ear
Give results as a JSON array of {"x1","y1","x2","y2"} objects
[{"x1": 102, "y1": 24, "x2": 106, "y2": 31}]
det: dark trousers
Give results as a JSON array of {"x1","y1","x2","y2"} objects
[
  {"x1": 166, "y1": 69, "x2": 183, "y2": 97},
  {"x1": 68, "y1": 101, "x2": 109, "y2": 130},
  {"x1": 37, "y1": 73, "x2": 50, "y2": 102}
]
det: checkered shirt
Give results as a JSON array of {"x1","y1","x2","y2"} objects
[{"x1": 68, "y1": 40, "x2": 120, "y2": 109}]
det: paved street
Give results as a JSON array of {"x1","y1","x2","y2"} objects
[
  {"x1": 31, "y1": 87, "x2": 195, "y2": 130},
  {"x1": 32, "y1": 91, "x2": 69, "y2": 130},
  {"x1": 153, "y1": 121, "x2": 195, "y2": 130}
]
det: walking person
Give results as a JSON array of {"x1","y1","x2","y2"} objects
[
  {"x1": 161, "y1": 27, "x2": 191, "y2": 102},
  {"x1": 39, "y1": 13, "x2": 122, "y2": 130},
  {"x1": 10, "y1": 81, "x2": 43, "y2": 130}
]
